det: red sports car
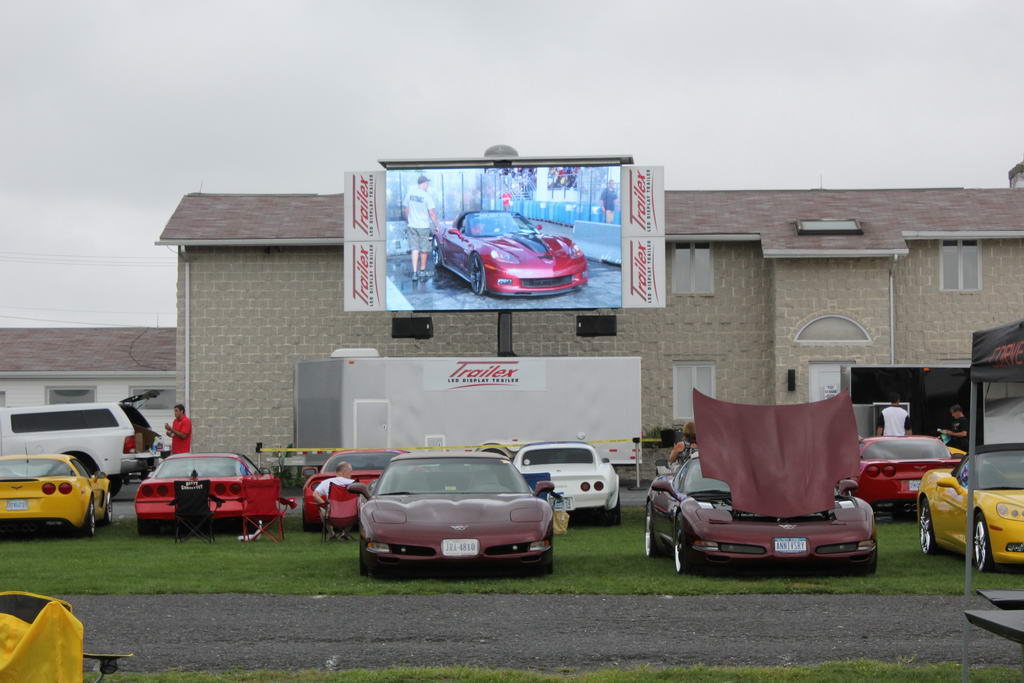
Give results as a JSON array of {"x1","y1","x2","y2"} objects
[
  {"x1": 856, "y1": 436, "x2": 963, "y2": 513},
  {"x1": 301, "y1": 449, "x2": 405, "y2": 531},
  {"x1": 432, "y1": 211, "x2": 588, "y2": 296},
  {"x1": 134, "y1": 453, "x2": 271, "y2": 535},
  {"x1": 350, "y1": 452, "x2": 555, "y2": 577}
]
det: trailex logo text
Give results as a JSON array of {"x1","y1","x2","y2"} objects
[{"x1": 351, "y1": 174, "x2": 379, "y2": 238}]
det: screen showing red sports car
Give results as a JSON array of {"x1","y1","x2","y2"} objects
[{"x1": 384, "y1": 165, "x2": 622, "y2": 311}]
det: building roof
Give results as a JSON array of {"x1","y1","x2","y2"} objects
[
  {"x1": 0, "y1": 328, "x2": 176, "y2": 373},
  {"x1": 157, "y1": 188, "x2": 1024, "y2": 256}
]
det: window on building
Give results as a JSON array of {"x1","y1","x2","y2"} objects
[
  {"x1": 47, "y1": 387, "x2": 96, "y2": 404},
  {"x1": 673, "y1": 363, "x2": 715, "y2": 419},
  {"x1": 941, "y1": 240, "x2": 980, "y2": 291},
  {"x1": 796, "y1": 219, "x2": 862, "y2": 235},
  {"x1": 672, "y1": 243, "x2": 712, "y2": 293},
  {"x1": 795, "y1": 316, "x2": 871, "y2": 343},
  {"x1": 130, "y1": 387, "x2": 176, "y2": 410}
]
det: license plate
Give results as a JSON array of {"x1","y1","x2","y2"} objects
[
  {"x1": 552, "y1": 495, "x2": 574, "y2": 511},
  {"x1": 441, "y1": 538, "x2": 479, "y2": 557},
  {"x1": 774, "y1": 537, "x2": 807, "y2": 553},
  {"x1": 5, "y1": 499, "x2": 28, "y2": 512},
  {"x1": 908, "y1": 479, "x2": 921, "y2": 492}
]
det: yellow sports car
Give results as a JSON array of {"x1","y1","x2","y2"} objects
[
  {"x1": 918, "y1": 444, "x2": 1024, "y2": 571},
  {"x1": 0, "y1": 454, "x2": 112, "y2": 537}
]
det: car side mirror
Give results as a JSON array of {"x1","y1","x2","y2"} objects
[
  {"x1": 347, "y1": 483, "x2": 369, "y2": 498},
  {"x1": 651, "y1": 479, "x2": 676, "y2": 497},
  {"x1": 534, "y1": 481, "x2": 555, "y2": 496},
  {"x1": 93, "y1": 471, "x2": 107, "y2": 480},
  {"x1": 837, "y1": 478, "x2": 858, "y2": 496},
  {"x1": 936, "y1": 475, "x2": 959, "y2": 489}
]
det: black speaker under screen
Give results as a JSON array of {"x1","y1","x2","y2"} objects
[
  {"x1": 392, "y1": 317, "x2": 433, "y2": 339},
  {"x1": 787, "y1": 368, "x2": 796, "y2": 392},
  {"x1": 576, "y1": 315, "x2": 617, "y2": 337}
]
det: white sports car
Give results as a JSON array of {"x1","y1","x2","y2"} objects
[{"x1": 512, "y1": 442, "x2": 620, "y2": 525}]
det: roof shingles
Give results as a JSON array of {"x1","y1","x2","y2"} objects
[{"x1": 0, "y1": 328, "x2": 176, "y2": 372}]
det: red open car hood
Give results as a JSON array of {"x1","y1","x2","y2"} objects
[{"x1": 694, "y1": 391, "x2": 860, "y2": 518}]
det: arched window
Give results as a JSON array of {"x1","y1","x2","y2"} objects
[{"x1": 795, "y1": 315, "x2": 870, "y2": 343}]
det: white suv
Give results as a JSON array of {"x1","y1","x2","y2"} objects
[
  {"x1": 512, "y1": 441, "x2": 621, "y2": 525},
  {"x1": 0, "y1": 399, "x2": 155, "y2": 496}
]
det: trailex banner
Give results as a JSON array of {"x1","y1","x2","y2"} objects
[
  {"x1": 621, "y1": 165, "x2": 665, "y2": 238},
  {"x1": 343, "y1": 241, "x2": 385, "y2": 312},
  {"x1": 422, "y1": 358, "x2": 547, "y2": 391},
  {"x1": 344, "y1": 171, "x2": 385, "y2": 241},
  {"x1": 621, "y1": 236, "x2": 665, "y2": 308}
]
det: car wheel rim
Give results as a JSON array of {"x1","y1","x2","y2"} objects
[
  {"x1": 919, "y1": 504, "x2": 931, "y2": 552},
  {"x1": 674, "y1": 534, "x2": 683, "y2": 572},
  {"x1": 644, "y1": 509, "x2": 652, "y2": 555},
  {"x1": 472, "y1": 259, "x2": 483, "y2": 293},
  {"x1": 975, "y1": 520, "x2": 986, "y2": 568}
]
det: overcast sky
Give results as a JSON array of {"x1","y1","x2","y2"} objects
[{"x1": 1, "y1": 1, "x2": 1021, "y2": 328}]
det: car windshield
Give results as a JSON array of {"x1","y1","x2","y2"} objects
[
  {"x1": 682, "y1": 459, "x2": 731, "y2": 496},
  {"x1": 975, "y1": 450, "x2": 1024, "y2": 490},
  {"x1": 375, "y1": 457, "x2": 531, "y2": 495},
  {"x1": 463, "y1": 212, "x2": 536, "y2": 238},
  {"x1": 520, "y1": 448, "x2": 594, "y2": 467},
  {"x1": 0, "y1": 458, "x2": 75, "y2": 478},
  {"x1": 154, "y1": 456, "x2": 251, "y2": 478},
  {"x1": 862, "y1": 439, "x2": 951, "y2": 460},
  {"x1": 323, "y1": 451, "x2": 398, "y2": 472}
]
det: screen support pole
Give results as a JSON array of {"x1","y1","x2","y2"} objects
[{"x1": 497, "y1": 311, "x2": 515, "y2": 357}]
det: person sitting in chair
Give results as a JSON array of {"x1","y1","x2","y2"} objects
[{"x1": 313, "y1": 461, "x2": 356, "y2": 540}]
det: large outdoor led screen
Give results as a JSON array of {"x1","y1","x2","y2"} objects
[{"x1": 384, "y1": 165, "x2": 622, "y2": 311}]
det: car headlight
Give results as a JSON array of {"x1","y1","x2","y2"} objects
[
  {"x1": 996, "y1": 503, "x2": 1024, "y2": 521},
  {"x1": 571, "y1": 244, "x2": 583, "y2": 258},
  {"x1": 489, "y1": 249, "x2": 520, "y2": 264},
  {"x1": 365, "y1": 541, "x2": 391, "y2": 554},
  {"x1": 528, "y1": 540, "x2": 551, "y2": 552}
]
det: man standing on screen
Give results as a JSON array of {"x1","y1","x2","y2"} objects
[
  {"x1": 599, "y1": 179, "x2": 618, "y2": 223},
  {"x1": 403, "y1": 175, "x2": 440, "y2": 281}
]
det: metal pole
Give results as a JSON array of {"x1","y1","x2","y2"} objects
[
  {"x1": 633, "y1": 436, "x2": 641, "y2": 489},
  {"x1": 961, "y1": 380, "x2": 979, "y2": 683}
]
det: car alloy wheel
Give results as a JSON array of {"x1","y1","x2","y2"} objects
[
  {"x1": 974, "y1": 512, "x2": 995, "y2": 572},
  {"x1": 80, "y1": 499, "x2": 96, "y2": 538},
  {"x1": 919, "y1": 499, "x2": 939, "y2": 555},
  {"x1": 644, "y1": 504, "x2": 657, "y2": 558},
  {"x1": 98, "y1": 491, "x2": 113, "y2": 527},
  {"x1": 470, "y1": 254, "x2": 486, "y2": 296},
  {"x1": 432, "y1": 237, "x2": 444, "y2": 269},
  {"x1": 673, "y1": 522, "x2": 688, "y2": 575}
]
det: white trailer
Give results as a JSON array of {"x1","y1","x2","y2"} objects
[{"x1": 294, "y1": 352, "x2": 642, "y2": 465}]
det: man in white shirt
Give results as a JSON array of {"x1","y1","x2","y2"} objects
[
  {"x1": 876, "y1": 394, "x2": 912, "y2": 436},
  {"x1": 313, "y1": 461, "x2": 356, "y2": 540},
  {"x1": 402, "y1": 175, "x2": 440, "y2": 281}
]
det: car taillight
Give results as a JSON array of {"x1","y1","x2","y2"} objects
[
  {"x1": 58, "y1": 482, "x2": 73, "y2": 495},
  {"x1": 881, "y1": 465, "x2": 896, "y2": 477},
  {"x1": 580, "y1": 482, "x2": 591, "y2": 492},
  {"x1": 215, "y1": 483, "x2": 227, "y2": 495},
  {"x1": 865, "y1": 465, "x2": 880, "y2": 477},
  {"x1": 138, "y1": 485, "x2": 149, "y2": 498},
  {"x1": 594, "y1": 481, "x2": 604, "y2": 491},
  {"x1": 156, "y1": 485, "x2": 169, "y2": 497},
  {"x1": 123, "y1": 435, "x2": 136, "y2": 454},
  {"x1": 230, "y1": 483, "x2": 241, "y2": 495},
  {"x1": 42, "y1": 483, "x2": 56, "y2": 495}
]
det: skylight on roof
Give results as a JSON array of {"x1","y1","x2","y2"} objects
[{"x1": 797, "y1": 219, "x2": 862, "y2": 235}]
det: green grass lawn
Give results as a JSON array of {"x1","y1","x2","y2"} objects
[{"x1": 1, "y1": 508, "x2": 1019, "y2": 595}]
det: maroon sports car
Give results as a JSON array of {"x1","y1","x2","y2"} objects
[
  {"x1": 644, "y1": 391, "x2": 877, "y2": 575},
  {"x1": 301, "y1": 449, "x2": 405, "y2": 531},
  {"x1": 856, "y1": 436, "x2": 963, "y2": 514},
  {"x1": 349, "y1": 452, "x2": 555, "y2": 577},
  {"x1": 432, "y1": 211, "x2": 588, "y2": 296}
]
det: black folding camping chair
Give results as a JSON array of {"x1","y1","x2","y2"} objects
[{"x1": 171, "y1": 479, "x2": 222, "y2": 543}]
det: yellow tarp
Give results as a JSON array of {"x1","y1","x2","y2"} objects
[{"x1": 0, "y1": 591, "x2": 84, "y2": 683}]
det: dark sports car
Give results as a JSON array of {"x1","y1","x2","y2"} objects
[
  {"x1": 349, "y1": 452, "x2": 555, "y2": 577},
  {"x1": 856, "y1": 436, "x2": 963, "y2": 513},
  {"x1": 644, "y1": 454, "x2": 877, "y2": 574},
  {"x1": 300, "y1": 449, "x2": 405, "y2": 531},
  {"x1": 432, "y1": 211, "x2": 588, "y2": 296}
]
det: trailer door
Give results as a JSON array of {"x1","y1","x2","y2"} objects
[{"x1": 354, "y1": 400, "x2": 389, "y2": 448}]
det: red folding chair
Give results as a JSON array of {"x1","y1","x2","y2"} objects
[
  {"x1": 320, "y1": 483, "x2": 359, "y2": 542},
  {"x1": 239, "y1": 478, "x2": 296, "y2": 542}
]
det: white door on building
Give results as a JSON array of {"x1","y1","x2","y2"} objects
[
  {"x1": 808, "y1": 363, "x2": 847, "y2": 402},
  {"x1": 354, "y1": 400, "x2": 389, "y2": 448}
]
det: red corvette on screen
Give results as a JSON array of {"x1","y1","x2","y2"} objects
[
  {"x1": 432, "y1": 211, "x2": 588, "y2": 296},
  {"x1": 856, "y1": 436, "x2": 963, "y2": 513},
  {"x1": 301, "y1": 450, "x2": 405, "y2": 531},
  {"x1": 134, "y1": 453, "x2": 274, "y2": 534}
]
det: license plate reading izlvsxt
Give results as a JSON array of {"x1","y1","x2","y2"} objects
[
  {"x1": 441, "y1": 538, "x2": 479, "y2": 557},
  {"x1": 5, "y1": 499, "x2": 28, "y2": 511},
  {"x1": 774, "y1": 537, "x2": 808, "y2": 553}
]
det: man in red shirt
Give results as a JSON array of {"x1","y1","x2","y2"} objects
[{"x1": 165, "y1": 404, "x2": 193, "y2": 454}]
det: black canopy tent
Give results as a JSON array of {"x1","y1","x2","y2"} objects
[{"x1": 962, "y1": 318, "x2": 1024, "y2": 680}]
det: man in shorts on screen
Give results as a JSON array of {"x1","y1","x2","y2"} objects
[{"x1": 403, "y1": 175, "x2": 440, "y2": 281}]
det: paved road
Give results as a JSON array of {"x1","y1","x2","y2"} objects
[{"x1": 69, "y1": 593, "x2": 1016, "y2": 673}]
